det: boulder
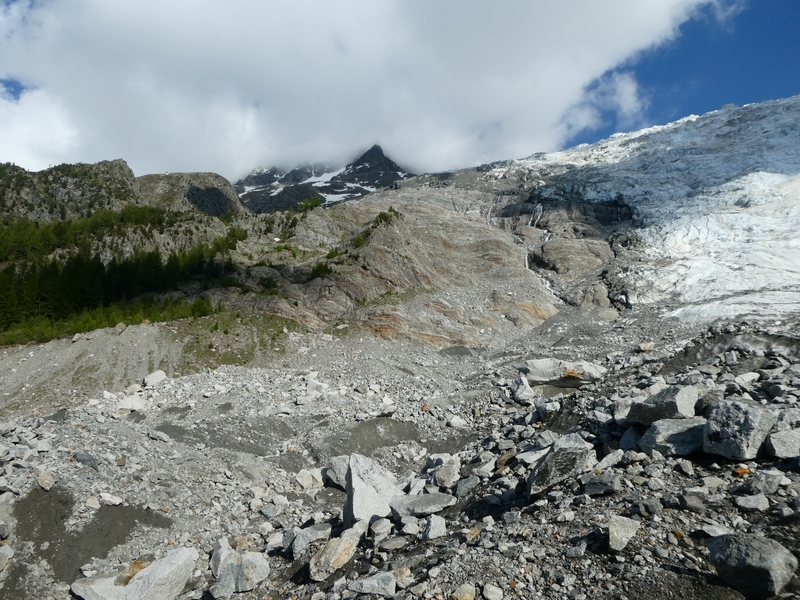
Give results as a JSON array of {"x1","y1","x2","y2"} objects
[
  {"x1": 766, "y1": 429, "x2": 800, "y2": 459},
  {"x1": 639, "y1": 417, "x2": 706, "y2": 456},
  {"x1": 142, "y1": 370, "x2": 167, "y2": 387},
  {"x1": 347, "y1": 571, "x2": 396, "y2": 597},
  {"x1": 389, "y1": 493, "x2": 456, "y2": 519},
  {"x1": 291, "y1": 523, "x2": 332, "y2": 558},
  {"x1": 210, "y1": 538, "x2": 270, "y2": 598},
  {"x1": 343, "y1": 454, "x2": 403, "y2": 527},
  {"x1": 708, "y1": 533, "x2": 798, "y2": 600},
  {"x1": 626, "y1": 386, "x2": 698, "y2": 426},
  {"x1": 608, "y1": 515, "x2": 639, "y2": 552},
  {"x1": 323, "y1": 455, "x2": 349, "y2": 490},
  {"x1": 422, "y1": 514, "x2": 447, "y2": 541},
  {"x1": 509, "y1": 375, "x2": 535, "y2": 402},
  {"x1": 523, "y1": 359, "x2": 606, "y2": 388},
  {"x1": 308, "y1": 521, "x2": 367, "y2": 582},
  {"x1": 527, "y1": 433, "x2": 595, "y2": 498},
  {"x1": 704, "y1": 401, "x2": 778, "y2": 460},
  {"x1": 121, "y1": 547, "x2": 198, "y2": 600}
]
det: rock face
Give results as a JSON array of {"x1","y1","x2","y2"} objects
[
  {"x1": 703, "y1": 401, "x2": 778, "y2": 460},
  {"x1": 708, "y1": 534, "x2": 798, "y2": 600}
]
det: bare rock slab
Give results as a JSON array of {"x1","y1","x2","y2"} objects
[
  {"x1": 344, "y1": 453, "x2": 403, "y2": 527},
  {"x1": 523, "y1": 359, "x2": 607, "y2": 388},
  {"x1": 626, "y1": 385, "x2": 698, "y2": 426},
  {"x1": 708, "y1": 533, "x2": 798, "y2": 600},
  {"x1": 704, "y1": 401, "x2": 778, "y2": 460}
]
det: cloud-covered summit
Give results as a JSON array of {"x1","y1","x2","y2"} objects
[{"x1": 0, "y1": 0, "x2": 740, "y2": 179}]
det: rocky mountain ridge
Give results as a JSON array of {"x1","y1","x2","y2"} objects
[
  {"x1": 235, "y1": 145, "x2": 414, "y2": 213},
  {"x1": 0, "y1": 95, "x2": 799, "y2": 599}
]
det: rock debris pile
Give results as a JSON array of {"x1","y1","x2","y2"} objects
[{"x1": 0, "y1": 320, "x2": 798, "y2": 599}]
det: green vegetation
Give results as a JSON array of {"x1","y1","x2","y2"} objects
[
  {"x1": 309, "y1": 262, "x2": 334, "y2": 279},
  {"x1": 0, "y1": 296, "x2": 212, "y2": 346},
  {"x1": 350, "y1": 207, "x2": 400, "y2": 249},
  {"x1": 0, "y1": 205, "x2": 182, "y2": 262}
]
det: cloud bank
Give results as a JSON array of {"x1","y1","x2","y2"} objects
[{"x1": 0, "y1": 0, "x2": 737, "y2": 179}]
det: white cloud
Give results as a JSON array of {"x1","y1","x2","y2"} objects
[{"x1": 0, "y1": 0, "x2": 736, "y2": 179}]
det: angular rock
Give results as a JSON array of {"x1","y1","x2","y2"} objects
[
  {"x1": 619, "y1": 427, "x2": 641, "y2": 451},
  {"x1": 626, "y1": 386, "x2": 698, "y2": 426},
  {"x1": 389, "y1": 493, "x2": 456, "y2": 519},
  {"x1": 323, "y1": 455, "x2": 349, "y2": 490},
  {"x1": 734, "y1": 494, "x2": 769, "y2": 513},
  {"x1": 456, "y1": 475, "x2": 480, "y2": 498},
  {"x1": 483, "y1": 583, "x2": 504, "y2": 600},
  {"x1": 639, "y1": 417, "x2": 706, "y2": 456},
  {"x1": 583, "y1": 472, "x2": 621, "y2": 496},
  {"x1": 509, "y1": 375, "x2": 535, "y2": 402},
  {"x1": 704, "y1": 401, "x2": 778, "y2": 460},
  {"x1": 766, "y1": 429, "x2": 800, "y2": 459},
  {"x1": 527, "y1": 433, "x2": 595, "y2": 498},
  {"x1": 121, "y1": 547, "x2": 198, "y2": 600},
  {"x1": 608, "y1": 515, "x2": 639, "y2": 552},
  {"x1": 38, "y1": 470, "x2": 58, "y2": 491},
  {"x1": 523, "y1": 358, "x2": 607, "y2": 388},
  {"x1": 595, "y1": 448, "x2": 624, "y2": 471},
  {"x1": 433, "y1": 455, "x2": 461, "y2": 489},
  {"x1": 344, "y1": 454, "x2": 403, "y2": 527},
  {"x1": 118, "y1": 395, "x2": 148, "y2": 412},
  {"x1": 422, "y1": 514, "x2": 447, "y2": 541},
  {"x1": 143, "y1": 370, "x2": 167, "y2": 387},
  {"x1": 347, "y1": 571, "x2": 396, "y2": 596},
  {"x1": 71, "y1": 575, "x2": 122, "y2": 600},
  {"x1": 210, "y1": 538, "x2": 270, "y2": 598},
  {"x1": 708, "y1": 533, "x2": 798, "y2": 600},
  {"x1": 291, "y1": 523, "x2": 332, "y2": 558},
  {"x1": 308, "y1": 521, "x2": 367, "y2": 582},
  {"x1": 451, "y1": 582, "x2": 476, "y2": 600}
]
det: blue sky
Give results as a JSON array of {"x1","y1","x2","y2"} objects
[
  {"x1": 0, "y1": 1, "x2": 798, "y2": 178},
  {"x1": 568, "y1": 0, "x2": 800, "y2": 147}
]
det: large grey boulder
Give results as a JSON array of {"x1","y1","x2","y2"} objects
[
  {"x1": 347, "y1": 571, "x2": 397, "y2": 596},
  {"x1": 766, "y1": 429, "x2": 800, "y2": 459},
  {"x1": 344, "y1": 454, "x2": 403, "y2": 527},
  {"x1": 523, "y1": 359, "x2": 607, "y2": 388},
  {"x1": 527, "y1": 433, "x2": 595, "y2": 498},
  {"x1": 708, "y1": 533, "x2": 798, "y2": 600},
  {"x1": 704, "y1": 401, "x2": 778, "y2": 460},
  {"x1": 509, "y1": 375, "x2": 535, "y2": 402},
  {"x1": 291, "y1": 523, "x2": 332, "y2": 558},
  {"x1": 121, "y1": 547, "x2": 198, "y2": 600},
  {"x1": 639, "y1": 417, "x2": 706, "y2": 456},
  {"x1": 389, "y1": 493, "x2": 456, "y2": 519},
  {"x1": 210, "y1": 538, "x2": 270, "y2": 598},
  {"x1": 308, "y1": 521, "x2": 367, "y2": 582},
  {"x1": 626, "y1": 386, "x2": 698, "y2": 426},
  {"x1": 323, "y1": 455, "x2": 349, "y2": 490}
]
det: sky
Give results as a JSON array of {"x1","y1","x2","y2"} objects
[{"x1": 0, "y1": 0, "x2": 798, "y2": 181}]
